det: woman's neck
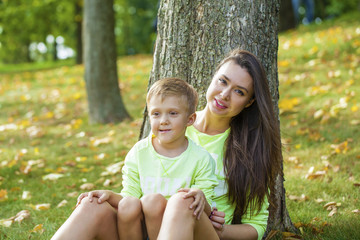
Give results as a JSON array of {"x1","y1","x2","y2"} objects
[{"x1": 193, "y1": 107, "x2": 231, "y2": 135}]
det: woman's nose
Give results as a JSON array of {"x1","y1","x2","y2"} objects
[{"x1": 220, "y1": 88, "x2": 230, "y2": 100}]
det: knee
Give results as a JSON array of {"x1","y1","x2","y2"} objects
[
  {"x1": 77, "y1": 196, "x2": 115, "y2": 221},
  {"x1": 117, "y1": 196, "x2": 142, "y2": 223},
  {"x1": 166, "y1": 192, "x2": 194, "y2": 216},
  {"x1": 141, "y1": 193, "x2": 167, "y2": 219}
]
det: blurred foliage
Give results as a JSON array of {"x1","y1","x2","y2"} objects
[
  {"x1": 0, "y1": 0, "x2": 158, "y2": 64},
  {"x1": 0, "y1": 0, "x2": 357, "y2": 64}
]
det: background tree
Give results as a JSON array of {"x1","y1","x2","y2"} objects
[
  {"x1": 279, "y1": 0, "x2": 296, "y2": 31},
  {"x1": 140, "y1": 0, "x2": 297, "y2": 236},
  {"x1": 83, "y1": 0, "x2": 130, "y2": 123}
]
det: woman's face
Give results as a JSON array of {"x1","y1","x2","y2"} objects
[{"x1": 206, "y1": 60, "x2": 255, "y2": 119}]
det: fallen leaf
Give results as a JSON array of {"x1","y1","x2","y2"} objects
[
  {"x1": 315, "y1": 198, "x2": 325, "y2": 203},
  {"x1": 14, "y1": 210, "x2": 30, "y2": 223},
  {"x1": 22, "y1": 191, "x2": 32, "y2": 200},
  {"x1": 29, "y1": 203, "x2": 51, "y2": 211},
  {"x1": 0, "y1": 219, "x2": 13, "y2": 227},
  {"x1": 323, "y1": 202, "x2": 337, "y2": 209},
  {"x1": 328, "y1": 208, "x2": 337, "y2": 217},
  {"x1": 354, "y1": 183, "x2": 360, "y2": 187},
  {"x1": 352, "y1": 209, "x2": 359, "y2": 214},
  {"x1": 56, "y1": 200, "x2": 68, "y2": 208},
  {"x1": 67, "y1": 192, "x2": 78, "y2": 198},
  {"x1": 0, "y1": 189, "x2": 8, "y2": 201},
  {"x1": 288, "y1": 194, "x2": 308, "y2": 202},
  {"x1": 30, "y1": 224, "x2": 44, "y2": 234},
  {"x1": 80, "y1": 183, "x2": 95, "y2": 190},
  {"x1": 42, "y1": 173, "x2": 64, "y2": 181}
]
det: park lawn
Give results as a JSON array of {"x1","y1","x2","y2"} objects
[{"x1": 0, "y1": 12, "x2": 359, "y2": 240}]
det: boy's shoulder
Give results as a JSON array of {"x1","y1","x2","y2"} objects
[
  {"x1": 132, "y1": 136, "x2": 151, "y2": 151},
  {"x1": 188, "y1": 138, "x2": 213, "y2": 160}
]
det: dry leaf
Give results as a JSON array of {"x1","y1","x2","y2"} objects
[
  {"x1": 67, "y1": 192, "x2": 79, "y2": 198},
  {"x1": 103, "y1": 179, "x2": 112, "y2": 187},
  {"x1": 354, "y1": 182, "x2": 360, "y2": 187},
  {"x1": 328, "y1": 208, "x2": 337, "y2": 217},
  {"x1": 352, "y1": 209, "x2": 359, "y2": 214},
  {"x1": 56, "y1": 200, "x2": 68, "y2": 208},
  {"x1": 30, "y1": 203, "x2": 51, "y2": 211},
  {"x1": 14, "y1": 210, "x2": 30, "y2": 223},
  {"x1": 0, "y1": 219, "x2": 13, "y2": 227},
  {"x1": 42, "y1": 173, "x2": 64, "y2": 181},
  {"x1": 30, "y1": 224, "x2": 44, "y2": 233},
  {"x1": 288, "y1": 194, "x2": 308, "y2": 202},
  {"x1": 80, "y1": 183, "x2": 95, "y2": 190},
  {"x1": 0, "y1": 189, "x2": 8, "y2": 201},
  {"x1": 315, "y1": 198, "x2": 325, "y2": 203},
  {"x1": 22, "y1": 191, "x2": 32, "y2": 200},
  {"x1": 323, "y1": 202, "x2": 337, "y2": 209}
]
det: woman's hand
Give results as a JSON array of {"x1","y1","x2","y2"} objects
[
  {"x1": 178, "y1": 188, "x2": 206, "y2": 220},
  {"x1": 209, "y1": 208, "x2": 226, "y2": 238},
  {"x1": 76, "y1": 190, "x2": 112, "y2": 207}
]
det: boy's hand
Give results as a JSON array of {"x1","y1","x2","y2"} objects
[
  {"x1": 76, "y1": 190, "x2": 111, "y2": 207},
  {"x1": 209, "y1": 207, "x2": 226, "y2": 238},
  {"x1": 178, "y1": 188, "x2": 206, "y2": 220}
]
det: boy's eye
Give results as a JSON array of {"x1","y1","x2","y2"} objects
[
  {"x1": 169, "y1": 111, "x2": 178, "y2": 116},
  {"x1": 152, "y1": 112, "x2": 160, "y2": 117},
  {"x1": 234, "y1": 89, "x2": 244, "y2": 96},
  {"x1": 218, "y1": 78, "x2": 226, "y2": 84}
]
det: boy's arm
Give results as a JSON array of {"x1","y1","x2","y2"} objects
[
  {"x1": 120, "y1": 146, "x2": 143, "y2": 199},
  {"x1": 191, "y1": 152, "x2": 218, "y2": 213}
]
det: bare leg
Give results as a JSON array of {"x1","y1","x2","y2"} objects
[
  {"x1": 117, "y1": 196, "x2": 145, "y2": 240},
  {"x1": 51, "y1": 197, "x2": 119, "y2": 240},
  {"x1": 141, "y1": 193, "x2": 167, "y2": 240},
  {"x1": 157, "y1": 192, "x2": 219, "y2": 240}
]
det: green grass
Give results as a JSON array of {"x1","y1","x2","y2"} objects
[{"x1": 1, "y1": 12, "x2": 360, "y2": 239}]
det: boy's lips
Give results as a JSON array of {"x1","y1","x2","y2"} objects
[
  {"x1": 214, "y1": 98, "x2": 227, "y2": 109},
  {"x1": 159, "y1": 129, "x2": 171, "y2": 133}
]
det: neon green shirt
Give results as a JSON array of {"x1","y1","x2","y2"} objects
[
  {"x1": 120, "y1": 135, "x2": 218, "y2": 206},
  {"x1": 186, "y1": 125, "x2": 269, "y2": 240}
]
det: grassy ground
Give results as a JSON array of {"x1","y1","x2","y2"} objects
[{"x1": 0, "y1": 12, "x2": 359, "y2": 240}]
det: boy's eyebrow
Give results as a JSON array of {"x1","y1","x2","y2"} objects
[{"x1": 222, "y1": 74, "x2": 249, "y2": 93}]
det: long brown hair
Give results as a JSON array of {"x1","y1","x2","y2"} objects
[{"x1": 218, "y1": 50, "x2": 282, "y2": 223}]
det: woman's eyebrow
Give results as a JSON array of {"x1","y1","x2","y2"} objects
[{"x1": 222, "y1": 74, "x2": 249, "y2": 93}]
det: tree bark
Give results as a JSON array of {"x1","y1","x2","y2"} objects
[
  {"x1": 140, "y1": 0, "x2": 297, "y2": 237},
  {"x1": 83, "y1": 0, "x2": 130, "y2": 124},
  {"x1": 75, "y1": 0, "x2": 83, "y2": 64}
]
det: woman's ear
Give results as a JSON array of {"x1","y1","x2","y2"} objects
[
  {"x1": 187, "y1": 112, "x2": 196, "y2": 126},
  {"x1": 245, "y1": 98, "x2": 255, "y2": 108}
]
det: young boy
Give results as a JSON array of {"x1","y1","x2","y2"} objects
[{"x1": 76, "y1": 78, "x2": 217, "y2": 239}]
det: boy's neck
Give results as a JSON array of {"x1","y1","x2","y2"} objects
[
  {"x1": 193, "y1": 108, "x2": 230, "y2": 135},
  {"x1": 152, "y1": 136, "x2": 189, "y2": 158}
]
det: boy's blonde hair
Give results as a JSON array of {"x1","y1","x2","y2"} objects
[{"x1": 146, "y1": 78, "x2": 198, "y2": 115}]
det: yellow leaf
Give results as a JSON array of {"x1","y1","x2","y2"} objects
[
  {"x1": 0, "y1": 189, "x2": 8, "y2": 201},
  {"x1": 278, "y1": 60, "x2": 290, "y2": 67},
  {"x1": 33, "y1": 203, "x2": 51, "y2": 211},
  {"x1": 351, "y1": 105, "x2": 358, "y2": 112},
  {"x1": 30, "y1": 224, "x2": 44, "y2": 233}
]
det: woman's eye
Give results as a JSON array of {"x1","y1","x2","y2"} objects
[{"x1": 235, "y1": 89, "x2": 244, "y2": 96}]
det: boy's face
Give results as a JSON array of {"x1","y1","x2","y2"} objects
[{"x1": 148, "y1": 95, "x2": 195, "y2": 147}]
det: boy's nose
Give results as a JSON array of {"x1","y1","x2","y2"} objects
[{"x1": 160, "y1": 116, "x2": 169, "y2": 124}]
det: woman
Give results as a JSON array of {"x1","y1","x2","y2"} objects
[{"x1": 51, "y1": 49, "x2": 281, "y2": 240}]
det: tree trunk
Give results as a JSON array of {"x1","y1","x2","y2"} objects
[
  {"x1": 83, "y1": 0, "x2": 130, "y2": 124},
  {"x1": 140, "y1": 0, "x2": 297, "y2": 237},
  {"x1": 75, "y1": 0, "x2": 83, "y2": 64}
]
